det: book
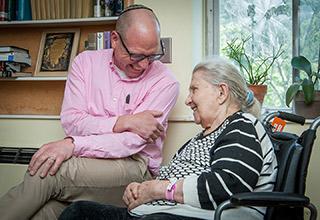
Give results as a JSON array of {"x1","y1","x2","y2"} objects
[
  {"x1": 75, "y1": 0, "x2": 82, "y2": 18},
  {"x1": 44, "y1": 0, "x2": 51, "y2": 19},
  {"x1": 30, "y1": 0, "x2": 37, "y2": 19},
  {"x1": 104, "y1": 31, "x2": 111, "y2": 49},
  {"x1": 64, "y1": 0, "x2": 70, "y2": 19},
  {"x1": 96, "y1": 32, "x2": 104, "y2": 50},
  {"x1": 93, "y1": 0, "x2": 101, "y2": 17},
  {"x1": 0, "y1": 46, "x2": 29, "y2": 54},
  {"x1": 50, "y1": 0, "x2": 56, "y2": 19},
  {"x1": 54, "y1": 0, "x2": 60, "y2": 19},
  {"x1": 39, "y1": 0, "x2": 46, "y2": 19},
  {"x1": 70, "y1": 0, "x2": 76, "y2": 18},
  {"x1": 0, "y1": 51, "x2": 30, "y2": 58},
  {"x1": 82, "y1": 0, "x2": 93, "y2": 18},
  {"x1": 0, "y1": 53, "x2": 31, "y2": 66},
  {"x1": 5, "y1": 62, "x2": 22, "y2": 72},
  {"x1": 10, "y1": 72, "x2": 33, "y2": 77},
  {"x1": 7, "y1": 0, "x2": 16, "y2": 21},
  {"x1": 16, "y1": 0, "x2": 32, "y2": 20},
  {"x1": 87, "y1": 33, "x2": 97, "y2": 50},
  {"x1": 0, "y1": 0, "x2": 7, "y2": 21}
]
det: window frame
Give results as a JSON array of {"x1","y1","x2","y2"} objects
[{"x1": 206, "y1": 0, "x2": 301, "y2": 111}]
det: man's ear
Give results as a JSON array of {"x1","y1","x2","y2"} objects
[
  {"x1": 110, "y1": 31, "x2": 118, "y2": 49},
  {"x1": 217, "y1": 83, "x2": 230, "y2": 104}
]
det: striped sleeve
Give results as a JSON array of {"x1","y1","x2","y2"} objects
[{"x1": 183, "y1": 115, "x2": 264, "y2": 210}]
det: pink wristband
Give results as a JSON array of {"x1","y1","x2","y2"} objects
[{"x1": 165, "y1": 178, "x2": 177, "y2": 201}]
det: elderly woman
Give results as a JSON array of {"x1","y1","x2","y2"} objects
[{"x1": 59, "y1": 57, "x2": 277, "y2": 220}]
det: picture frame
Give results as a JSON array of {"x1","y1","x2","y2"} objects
[{"x1": 34, "y1": 29, "x2": 80, "y2": 76}]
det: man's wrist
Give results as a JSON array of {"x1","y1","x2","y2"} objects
[
  {"x1": 64, "y1": 136, "x2": 74, "y2": 143},
  {"x1": 64, "y1": 136, "x2": 75, "y2": 150},
  {"x1": 114, "y1": 115, "x2": 130, "y2": 133}
]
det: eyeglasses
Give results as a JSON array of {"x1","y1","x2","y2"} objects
[{"x1": 116, "y1": 32, "x2": 164, "y2": 63}]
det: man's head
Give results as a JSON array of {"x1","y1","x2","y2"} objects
[{"x1": 111, "y1": 5, "x2": 164, "y2": 78}]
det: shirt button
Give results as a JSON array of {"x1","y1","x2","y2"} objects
[{"x1": 113, "y1": 98, "x2": 117, "y2": 102}]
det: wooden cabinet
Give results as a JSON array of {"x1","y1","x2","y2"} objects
[{"x1": 0, "y1": 17, "x2": 117, "y2": 116}]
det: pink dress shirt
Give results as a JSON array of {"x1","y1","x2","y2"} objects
[{"x1": 60, "y1": 49, "x2": 179, "y2": 175}]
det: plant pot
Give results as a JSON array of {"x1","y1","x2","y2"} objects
[
  {"x1": 293, "y1": 91, "x2": 320, "y2": 119},
  {"x1": 249, "y1": 85, "x2": 268, "y2": 105}
]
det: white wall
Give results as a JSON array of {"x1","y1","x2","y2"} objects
[{"x1": 136, "y1": 0, "x2": 204, "y2": 119}]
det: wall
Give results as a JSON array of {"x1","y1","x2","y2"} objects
[{"x1": 136, "y1": 0, "x2": 204, "y2": 119}]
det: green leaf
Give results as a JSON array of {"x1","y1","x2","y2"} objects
[
  {"x1": 302, "y1": 79, "x2": 315, "y2": 105},
  {"x1": 291, "y1": 56, "x2": 312, "y2": 77},
  {"x1": 285, "y1": 83, "x2": 301, "y2": 107}
]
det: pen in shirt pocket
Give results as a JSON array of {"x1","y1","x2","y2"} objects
[{"x1": 125, "y1": 94, "x2": 130, "y2": 104}]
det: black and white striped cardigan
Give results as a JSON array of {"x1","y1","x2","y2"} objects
[{"x1": 130, "y1": 112, "x2": 278, "y2": 219}]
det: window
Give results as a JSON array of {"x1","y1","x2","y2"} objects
[{"x1": 207, "y1": 0, "x2": 319, "y2": 109}]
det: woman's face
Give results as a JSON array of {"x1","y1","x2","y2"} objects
[{"x1": 185, "y1": 70, "x2": 221, "y2": 129}]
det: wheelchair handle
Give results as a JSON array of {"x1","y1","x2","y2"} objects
[
  {"x1": 263, "y1": 111, "x2": 305, "y2": 125},
  {"x1": 310, "y1": 116, "x2": 320, "y2": 130},
  {"x1": 278, "y1": 111, "x2": 305, "y2": 125}
]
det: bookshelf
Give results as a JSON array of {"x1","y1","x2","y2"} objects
[
  {"x1": 0, "y1": 17, "x2": 118, "y2": 27},
  {"x1": 0, "y1": 17, "x2": 117, "y2": 115}
]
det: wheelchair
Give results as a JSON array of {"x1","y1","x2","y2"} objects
[{"x1": 215, "y1": 111, "x2": 319, "y2": 220}]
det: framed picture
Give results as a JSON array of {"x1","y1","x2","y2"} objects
[{"x1": 35, "y1": 29, "x2": 80, "y2": 76}]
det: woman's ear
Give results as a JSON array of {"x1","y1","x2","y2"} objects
[{"x1": 217, "y1": 83, "x2": 229, "y2": 104}]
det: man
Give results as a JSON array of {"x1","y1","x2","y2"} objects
[{"x1": 0, "y1": 5, "x2": 179, "y2": 220}]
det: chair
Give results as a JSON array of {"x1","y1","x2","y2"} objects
[{"x1": 214, "y1": 111, "x2": 319, "y2": 220}]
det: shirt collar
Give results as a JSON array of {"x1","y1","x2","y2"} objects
[{"x1": 109, "y1": 59, "x2": 150, "y2": 82}]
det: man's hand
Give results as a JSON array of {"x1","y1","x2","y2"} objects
[
  {"x1": 114, "y1": 110, "x2": 164, "y2": 143},
  {"x1": 122, "y1": 180, "x2": 167, "y2": 210},
  {"x1": 28, "y1": 138, "x2": 75, "y2": 178}
]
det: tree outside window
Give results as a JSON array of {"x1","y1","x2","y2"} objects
[{"x1": 217, "y1": 0, "x2": 319, "y2": 109}]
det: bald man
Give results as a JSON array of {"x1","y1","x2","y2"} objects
[{"x1": 0, "y1": 5, "x2": 179, "y2": 220}]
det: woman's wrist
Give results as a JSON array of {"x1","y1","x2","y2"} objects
[{"x1": 165, "y1": 178, "x2": 178, "y2": 201}]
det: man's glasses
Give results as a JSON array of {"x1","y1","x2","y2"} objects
[{"x1": 116, "y1": 32, "x2": 164, "y2": 63}]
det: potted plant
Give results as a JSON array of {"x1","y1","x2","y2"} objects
[
  {"x1": 223, "y1": 36, "x2": 284, "y2": 104},
  {"x1": 285, "y1": 55, "x2": 320, "y2": 118}
]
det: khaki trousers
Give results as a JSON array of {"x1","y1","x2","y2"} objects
[{"x1": 0, "y1": 154, "x2": 152, "y2": 220}]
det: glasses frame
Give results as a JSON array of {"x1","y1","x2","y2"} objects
[{"x1": 116, "y1": 32, "x2": 165, "y2": 63}]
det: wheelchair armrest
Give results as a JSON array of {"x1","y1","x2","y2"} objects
[
  {"x1": 230, "y1": 191, "x2": 309, "y2": 207},
  {"x1": 214, "y1": 192, "x2": 317, "y2": 220}
]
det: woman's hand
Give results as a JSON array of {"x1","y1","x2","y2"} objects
[{"x1": 123, "y1": 180, "x2": 167, "y2": 210}]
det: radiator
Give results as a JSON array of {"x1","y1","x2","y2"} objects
[{"x1": 0, "y1": 147, "x2": 37, "y2": 196}]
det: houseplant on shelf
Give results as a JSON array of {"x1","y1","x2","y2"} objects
[
  {"x1": 223, "y1": 36, "x2": 284, "y2": 104},
  {"x1": 285, "y1": 55, "x2": 320, "y2": 118}
]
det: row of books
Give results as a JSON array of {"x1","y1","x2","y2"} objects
[
  {"x1": 30, "y1": 0, "x2": 93, "y2": 20},
  {"x1": 0, "y1": 0, "x2": 32, "y2": 21},
  {"x1": 85, "y1": 31, "x2": 112, "y2": 50},
  {"x1": 0, "y1": 46, "x2": 31, "y2": 77},
  {"x1": 0, "y1": 0, "x2": 135, "y2": 21}
]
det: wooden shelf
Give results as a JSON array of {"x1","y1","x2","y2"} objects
[
  {"x1": 0, "y1": 76, "x2": 67, "y2": 81},
  {"x1": 0, "y1": 17, "x2": 118, "y2": 28},
  {"x1": 0, "y1": 115, "x2": 60, "y2": 119},
  {"x1": 0, "y1": 17, "x2": 116, "y2": 115},
  {"x1": 0, "y1": 81, "x2": 66, "y2": 115}
]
